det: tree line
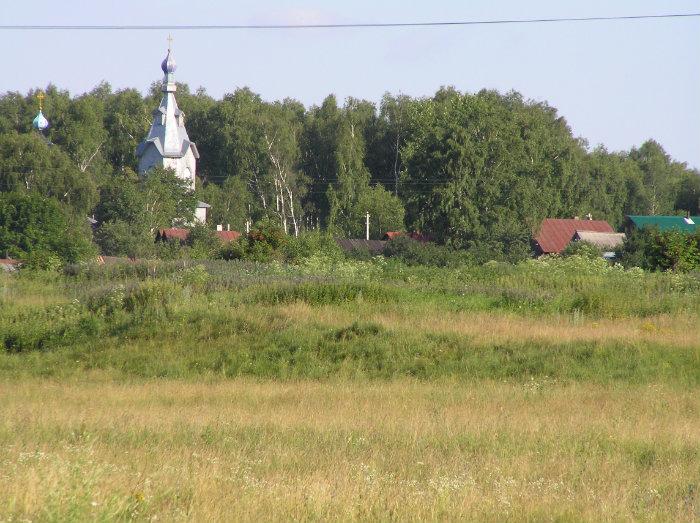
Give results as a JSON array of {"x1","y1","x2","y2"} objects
[{"x1": 0, "y1": 81, "x2": 698, "y2": 262}]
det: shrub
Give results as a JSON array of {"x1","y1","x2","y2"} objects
[
  {"x1": 0, "y1": 191, "x2": 96, "y2": 263},
  {"x1": 243, "y1": 218, "x2": 287, "y2": 263},
  {"x1": 283, "y1": 231, "x2": 343, "y2": 262},
  {"x1": 620, "y1": 228, "x2": 700, "y2": 272},
  {"x1": 23, "y1": 250, "x2": 63, "y2": 271},
  {"x1": 86, "y1": 284, "x2": 128, "y2": 315},
  {"x1": 186, "y1": 225, "x2": 223, "y2": 260},
  {"x1": 384, "y1": 236, "x2": 473, "y2": 267},
  {"x1": 123, "y1": 280, "x2": 181, "y2": 316},
  {"x1": 220, "y1": 240, "x2": 245, "y2": 261},
  {"x1": 561, "y1": 241, "x2": 604, "y2": 260},
  {"x1": 95, "y1": 220, "x2": 153, "y2": 258},
  {"x1": 176, "y1": 264, "x2": 210, "y2": 287}
]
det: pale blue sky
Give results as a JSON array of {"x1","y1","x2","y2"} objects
[{"x1": 2, "y1": 0, "x2": 699, "y2": 167}]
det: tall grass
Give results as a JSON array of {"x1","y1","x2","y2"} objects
[
  {"x1": 1, "y1": 256, "x2": 698, "y2": 382},
  {"x1": 0, "y1": 379, "x2": 697, "y2": 521}
]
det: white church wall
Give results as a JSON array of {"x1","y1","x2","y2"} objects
[{"x1": 194, "y1": 206, "x2": 207, "y2": 224}]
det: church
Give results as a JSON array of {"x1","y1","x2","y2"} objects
[{"x1": 136, "y1": 40, "x2": 209, "y2": 224}]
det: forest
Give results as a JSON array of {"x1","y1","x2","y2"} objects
[{"x1": 0, "y1": 81, "x2": 699, "y2": 262}]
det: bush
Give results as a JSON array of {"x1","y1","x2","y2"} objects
[
  {"x1": 95, "y1": 220, "x2": 153, "y2": 258},
  {"x1": 0, "y1": 191, "x2": 96, "y2": 264},
  {"x1": 620, "y1": 228, "x2": 700, "y2": 272},
  {"x1": 23, "y1": 250, "x2": 63, "y2": 271},
  {"x1": 186, "y1": 225, "x2": 223, "y2": 260},
  {"x1": 384, "y1": 236, "x2": 473, "y2": 267},
  {"x1": 561, "y1": 241, "x2": 604, "y2": 260},
  {"x1": 283, "y1": 231, "x2": 343, "y2": 262},
  {"x1": 123, "y1": 280, "x2": 182, "y2": 317},
  {"x1": 217, "y1": 239, "x2": 243, "y2": 261},
  {"x1": 243, "y1": 218, "x2": 287, "y2": 262}
]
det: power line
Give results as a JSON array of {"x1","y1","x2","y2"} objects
[{"x1": 1, "y1": 13, "x2": 699, "y2": 31}]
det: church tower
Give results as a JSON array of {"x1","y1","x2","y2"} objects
[{"x1": 136, "y1": 38, "x2": 199, "y2": 190}]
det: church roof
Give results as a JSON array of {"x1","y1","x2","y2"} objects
[
  {"x1": 136, "y1": 46, "x2": 198, "y2": 161},
  {"x1": 32, "y1": 110, "x2": 49, "y2": 131}
]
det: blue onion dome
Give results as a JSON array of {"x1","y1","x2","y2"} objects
[
  {"x1": 161, "y1": 49, "x2": 177, "y2": 75},
  {"x1": 32, "y1": 110, "x2": 49, "y2": 131}
]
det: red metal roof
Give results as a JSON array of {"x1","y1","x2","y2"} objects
[
  {"x1": 534, "y1": 218, "x2": 614, "y2": 254},
  {"x1": 156, "y1": 228, "x2": 243, "y2": 243},
  {"x1": 383, "y1": 231, "x2": 404, "y2": 240},
  {"x1": 158, "y1": 228, "x2": 190, "y2": 241},
  {"x1": 383, "y1": 231, "x2": 432, "y2": 243},
  {"x1": 216, "y1": 230, "x2": 241, "y2": 242}
]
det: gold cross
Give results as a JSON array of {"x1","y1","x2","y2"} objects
[
  {"x1": 167, "y1": 34, "x2": 173, "y2": 51},
  {"x1": 36, "y1": 91, "x2": 45, "y2": 111}
]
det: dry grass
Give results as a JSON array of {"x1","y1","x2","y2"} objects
[
  {"x1": 1, "y1": 378, "x2": 698, "y2": 521},
  {"x1": 278, "y1": 302, "x2": 700, "y2": 348}
]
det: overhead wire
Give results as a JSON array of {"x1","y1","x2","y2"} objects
[{"x1": 0, "y1": 13, "x2": 698, "y2": 31}]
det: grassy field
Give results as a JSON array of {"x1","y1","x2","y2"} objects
[
  {"x1": 1, "y1": 256, "x2": 699, "y2": 521},
  {"x1": 2, "y1": 379, "x2": 699, "y2": 521}
]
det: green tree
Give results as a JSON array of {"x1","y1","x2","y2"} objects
[
  {"x1": 53, "y1": 89, "x2": 109, "y2": 178},
  {"x1": 629, "y1": 140, "x2": 687, "y2": 215},
  {"x1": 94, "y1": 219, "x2": 153, "y2": 258},
  {"x1": 104, "y1": 88, "x2": 149, "y2": 170},
  {"x1": 620, "y1": 227, "x2": 700, "y2": 272},
  {"x1": 196, "y1": 176, "x2": 252, "y2": 233},
  {"x1": 0, "y1": 131, "x2": 98, "y2": 215},
  {"x1": 675, "y1": 170, "x2": 700, "y2": 215},
  {"x1": 355, "y1": 185, "x2": 405, "y2": 239},
  {"x1": 300, "y1": 95, "x2": 342, "y2": 226},
  {"x1": 0, "y1": 191, "x2": 95, "y2": 263},
  {"x1": 141, "y1": 167, "x2": 196, "y2": 231},
  {"x1": 400, "y1": 88, "x2": 586, "y2": 255}
]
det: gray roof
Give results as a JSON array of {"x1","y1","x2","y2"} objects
[{"x1": 573, "y1": 230, "x2": 626, "y2": 250}]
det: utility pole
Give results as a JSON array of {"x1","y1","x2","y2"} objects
[{"x1": 365, "y1": 211, "x2": 370, "y2": 241}]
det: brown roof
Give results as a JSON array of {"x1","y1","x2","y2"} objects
[
  {"x1": 384, "y1": 231, "x2": 404, "y2": 241},
  {"x1": 216, "y1": 230, "x2": 241, "y2": 242},
  {"x1": 383, "y1": 231, "x2": 432, "y2": 243},
  {"x1": 158, "y1": 228, "x2": 190, "y2": 242},
  {"x1": 156, "y1": 228, "x2": 243, "y2": 243},
  {"x1": 534, "y1": 218, "x2": 615, "y2": 254},
  {"x1": 335, "y1": 239, "x2": 386, "y2": 255}
]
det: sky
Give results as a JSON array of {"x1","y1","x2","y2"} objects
[{"x1": 2, "y1": 0, "x2": 699, "y2": 168}]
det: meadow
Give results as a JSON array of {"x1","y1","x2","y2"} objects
[{"x1": 1, "y1": 255, "x2": 699, "y2": 521}]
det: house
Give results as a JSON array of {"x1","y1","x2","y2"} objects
[
  {"x1": 383, "y1": 231, "x2": 432, "y2": 243},
  {"x1": 533, "y1": 218, "x2": 616, "y2": 255},
  {"x1": 155, "y1": 227, "x2": 242, "y2": 244},
  {"x1": 0, "y1": 258, "x2": 20, "y2": 272},
  {"x1": 156, "y1": 227, "x2": 191, "y2": 243},
  {"x1": 571, "y1": 231, "x2": 626, "y2": 258},
  {"x1": 625, "y1": 215, "x2": 700, "y2": 234},
  {"x1": 216, "y1": 230, "x2": 242, "y2": 242},
  {"x1": 335, "y1": 239, "x2": 387, "y2": 255}
]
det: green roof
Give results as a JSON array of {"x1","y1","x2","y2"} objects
[{"x1": 627, "y1": 215, "x2": 700, "y2": 233}]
